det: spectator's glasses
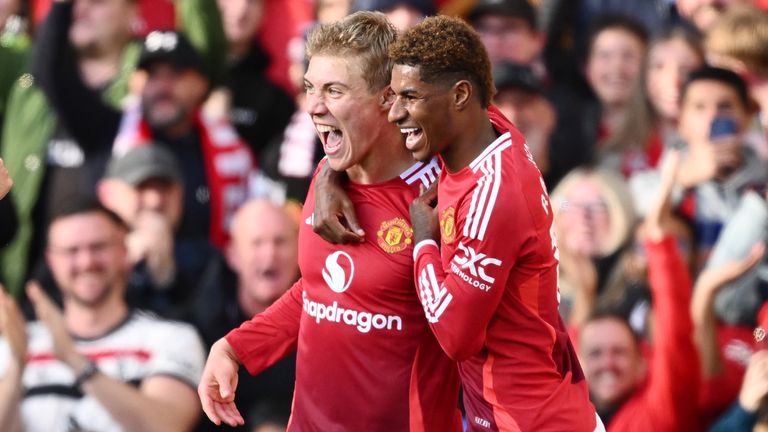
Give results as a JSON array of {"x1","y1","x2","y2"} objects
[{"x1": 558, "y1": 200, "x2": 609, "y2": 217}]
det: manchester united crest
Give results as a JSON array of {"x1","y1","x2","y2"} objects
[
  {"x1": 440, "y1": 207, "x2": 456, "y2": 244},
  {"x1": 376, "y1": 217, "x2": 413, "y2": 253}
]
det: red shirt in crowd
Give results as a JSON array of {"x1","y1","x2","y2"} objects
[
  {"x1": 226, "y1": 159, "x2": 462, "y2": 431},
  {"x1": 607, "y1": 236, "x2": 701, "y2": 432},
  {"x1": 412, "y1": 107, "x2": 597, "y2": 431}
]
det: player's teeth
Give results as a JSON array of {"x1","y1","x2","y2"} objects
[
  {"x1": 400, "y1": 128, "x2": 419, "y2": 134},
  {"x1": 316, "y1": 125, "x2": 338, "y2": 133}
]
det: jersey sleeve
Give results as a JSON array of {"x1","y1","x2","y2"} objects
[
  {"x1": 413, "y1": 179, "x2": 531, "y2": 361},
  {"x1": 225, "y1": 278, "x2": 303, "y2": 375}
]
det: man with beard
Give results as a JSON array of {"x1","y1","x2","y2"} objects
[
  {"x1": 0, "y1": 199, "x2": 206, "y2": 431},
  {"x1": 114, "y1": 30, "x2": 255, "y2": 250}
]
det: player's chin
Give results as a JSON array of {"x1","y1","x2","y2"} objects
[{"x1": 410, "y1": 147, "x2": 433, "y2": 162}]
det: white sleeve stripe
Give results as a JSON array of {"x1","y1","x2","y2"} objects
[
  {"x1": 470, "y1": 132, "x2": 511, "y2": 170},
  {"x1": 402, "y1": 157, "x2": 440, "y2": 185},
  {"x1": 465, "y1": 158, "x2": 494, "y2": 239},
  {"x1": 477, "y1": 153, "x2": 502, "y2": 240},
  {"x1": 418, "y1": 264, "x2": 453, "y2": 323},
  {"x1": 469, "y1": 160, "x2": 493, "y2": 239},
  {"x1": 400, "y1": 161, "x2": 425, "y2": 179},
  {"x1": 463, "y1": 172, "x2": 484, "y2": 238},
  {"x1": 413, "y1": 239, "x2": 440, "y2": 260}
]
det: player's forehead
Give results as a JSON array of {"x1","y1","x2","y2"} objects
[
  {"x1": 391, "y1": 64, "x2": 429, "y2": 93},
  {"x1": 305, "y1": 55, "x2": 367, "y2": 89}
]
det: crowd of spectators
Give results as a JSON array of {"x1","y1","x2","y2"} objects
[{"x1": 0, "y1": 0, "x2": 768, "y2": 431}]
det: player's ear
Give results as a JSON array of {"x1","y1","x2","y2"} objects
[
  {"x1": 380, "y1": 87, "x2": 395, "y2": 109},
  {"x1": 453, "y1": 80, "x2": 472, "y2": 111}
]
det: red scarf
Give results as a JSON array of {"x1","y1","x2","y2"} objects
[{"x1": 114, "y1": 104, "x2": 255, "y2": 248}]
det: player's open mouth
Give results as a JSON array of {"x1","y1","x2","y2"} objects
[
  {"x1": 400, "y1": 127, "x2": 423, "y2": 151},
  {"x1": 316, "y1": 124, "x2": 343, "y2": 155}
]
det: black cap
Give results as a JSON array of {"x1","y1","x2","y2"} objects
[
  {"x1": 106, "y1": 145, "x2": 183, "y2": 186},
  {"x1": 353, "y1": 0, "x2": 437, "y2": 16},
  {"x1": 468, "y1": 0, "x2": 536, "y2": 28},
  {"x1": 138, "y1": 30, "x2": 208, "y2": 78},
  {"x1": 493, "y1": 62, "x2": 542, "y2": 93}
]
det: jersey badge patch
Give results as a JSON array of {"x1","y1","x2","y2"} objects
[
  {"x1": 440, "y1": 207, "x2": 456, "y2": 244},
  {"x1": 376, "y1": 217, "x2": 413, "y2": 253}
]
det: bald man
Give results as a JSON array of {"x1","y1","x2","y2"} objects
[{"x1": 226, "y1": 199, "x2": 300, "y2": 317}]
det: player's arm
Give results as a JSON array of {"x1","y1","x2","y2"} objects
[
  {"x1": 200, "y1": 279, "x2": 304, "y2": 426},
  {"x1": 312, "y1": 162, "x2": 364, "y2": 244},
  {"x1": 411, "y1": 186, "x2": 521, "y2": 361},
  {"x1": 225, "y1": 278, "x2": 304, "y2": 374}
]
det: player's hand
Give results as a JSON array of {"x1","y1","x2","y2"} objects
[
  {"x1": 410, "y1": 182, "x2": 439, "y2": 244},
  {"x1": 0, "y1": 284, "x2": 27, "y2": 370},
  {"x1": 198, "y1": 338, "x2": 244, "y2": 427},
  {"x1": 0, "y1": 158, "x2": 12, "y2": 200},
  {"x1": 313, "y1": 162, "x2": 364, "y2": 244},
  {"x1": 26, "y1": 281, "x2": 88, "y2": 370}
]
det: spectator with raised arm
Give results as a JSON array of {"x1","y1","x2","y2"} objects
[{"x1": 578, "y1": 152, "x2": 701, "y2": 431}]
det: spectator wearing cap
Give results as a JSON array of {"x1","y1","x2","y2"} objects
[
  {"x1": 114, "y1": 30, "x2": 256, "y2": 251},
  {"x1": 467, "y1": 0, "x2": 544, "y2": 66},
  {"x1": 492, "y1": 62, "x2": 555, "y2": 175},
  {"x1": 0, "y1": 0, "x2": 227, "y2": 298},
  {"x1": 97, "y1": 144, "x2": 217, "y2": 319},
  {"x1": 354, "y1": 0, "x2": 436, "y2": 30}
]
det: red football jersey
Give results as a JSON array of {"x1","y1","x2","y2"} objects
[
  {"x1": 226, "y1": 159, "x2": 462, "y2": 431},
  {"x1": 413, "y1": 107, "x2": 597, "y2": 431}
]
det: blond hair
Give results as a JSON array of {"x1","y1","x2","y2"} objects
[
  {"x1": 551, "y1": 167, "x2": 637, "y2": 257},
  {"x1": 306, "y1": 11, "x2": 397, "y2": 93},
  {"x1": 706, "y1": 5, "x2": 768, "y2": 77}
]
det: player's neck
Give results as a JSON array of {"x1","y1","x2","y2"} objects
[
  {"x1": 347, "y1": 129, "x2": 414, "y2": 184},
  {"x1": 442, "y1": 109, "x2": 498, "y2": 173}
]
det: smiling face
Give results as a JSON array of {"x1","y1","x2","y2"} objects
[
  {"x1": 646, "y1": 38, "x2": 704, "y2": 121},
  {"x1": 580, "y1": 317, "x2": 645, "y2": 411},
  {"x1": 46, "y1": 212, "x2": 129, "y2": 308},
  {"x1": 586, "y1": 28, "x2": 645, "y2": 109},
  {"x1": 304, "y1": 55, "x2": 389, "y2": 175},
  {"x1": 389, "y1": 64, "x2": 455, "y2": 162},
  {"x1": 555, "y1": 176, "x2": 612, "y2": 256}
]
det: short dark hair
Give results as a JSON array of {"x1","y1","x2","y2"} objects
[
  {"x1": 48, "y1": 196, "x2": 129, "y2": 235},
  {"x1": 389, "y1": 15, "x2": 495, "y2": 107},
  {"x1": 584, "y1": 309, "x2": 641, "y2": 347},
  {"x1": 682, "y1": 66, "x2": 751, "y2": 109},
  {"x1": 587, "y1": 13, "x2": 649, "y2": 56}
]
